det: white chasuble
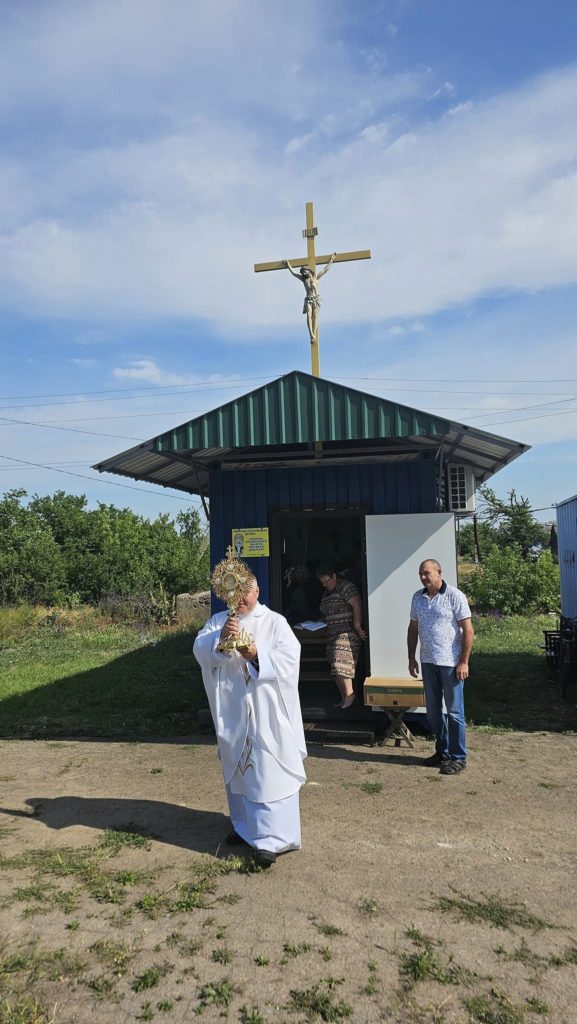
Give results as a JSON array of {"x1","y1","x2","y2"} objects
[{"x1": 193, "y1": 603, "x2": 307, "y2": 805}]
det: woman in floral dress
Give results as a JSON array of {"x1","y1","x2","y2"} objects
[{"x1": 316, "y1": 564, "x2": 367, "y2": 709}]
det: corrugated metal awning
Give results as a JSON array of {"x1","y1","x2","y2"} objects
[{"x1": 93, "y1": 370, "x2": 529, "y2": 497}]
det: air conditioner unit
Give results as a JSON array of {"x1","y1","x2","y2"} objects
[{"x1": 447, "y1": 465, "x2": 477, "y2": 513}]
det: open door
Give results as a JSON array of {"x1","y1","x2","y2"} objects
[{"x1": 365, "y1": 513, "x2": 457, "y2": 678}]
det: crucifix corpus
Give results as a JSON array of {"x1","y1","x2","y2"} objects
[{"x1": 254, "y1": 202, "x2": 371, "y2": 377}]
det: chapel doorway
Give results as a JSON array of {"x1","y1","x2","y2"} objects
[{"x1": 269, "y1": 511, "x2": 369, "y2": 709}]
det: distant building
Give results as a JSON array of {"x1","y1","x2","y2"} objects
[{"x1": 556, "y1": 496, "x2": 577, "y2": 617}]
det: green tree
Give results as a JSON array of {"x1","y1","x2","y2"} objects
[
  {"x1": 0, "y1": 490, "x2": 66, "y2": 604},
  {"x1": 458, "y1": 519, "x2": 498, "y2": 562},
  {"x1": 466, "y1": 547, "x2": 559, "y2": 615},
  {"x1": 476, "y1": 487, "x2": 549, "y2": 558},
  {"x1": 1, "y1": 489, "x2": 210, "y2": 605}
]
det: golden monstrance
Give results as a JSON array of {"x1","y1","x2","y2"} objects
[{"x1": 210, "y1": 546, "x2": 254, "y2": 654}]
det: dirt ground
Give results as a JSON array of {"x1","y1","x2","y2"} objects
[{"x1": 1, "y1": 731, "x2": 576, "y2": 1024}]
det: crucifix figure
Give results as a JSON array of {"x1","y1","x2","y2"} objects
[
  {"x1": 283, "y1": 254, "x2": 336, "y2": 350},
  {"x1": 254, "y1": 202, "x2": 371, "y2": 377}
]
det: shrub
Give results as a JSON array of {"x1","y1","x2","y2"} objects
[
  {"x1": 466, "y1": 547, "x2": 560, "y2": 615},
  {"x1": 0, "y1": 489, "x2": 209, "y2": 606}
]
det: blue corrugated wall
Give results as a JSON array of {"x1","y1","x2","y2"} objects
[
  {"x1": 209, "y1": 460, "x2": 436, "y2": 610},
  {"x1": 557, "y1": 496, "x2": 577, "y2": 618}
]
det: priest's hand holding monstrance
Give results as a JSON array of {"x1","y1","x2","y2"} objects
[{"x1": 211, "y1": 547, "x2": 256, "y2": 657}]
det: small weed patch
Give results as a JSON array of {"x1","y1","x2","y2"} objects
[
  {"x1": 211, "y1": 946, "x2": 234, "y2": 964},
  {"x1": 313, "y1": 923, "x2": 347, "y2": 938},
  {"x1": 282, "y1": 942, "x2": 312, "y2": 959},
  {"x1": 357, "y1": 897, "x2": 381, "y2": 916},
  {"x1": 0, "y1": 997, "x2": 56, "y2": 1024},
  {"x1": 288, "y1": 978, "x2": 351, "y2": 1021},
  {"x1": 132, "y1": 965, "x2": 168, "y2": 992},
  {"x1": 525, "y1": 996, "x2": 548, "y2": 1015},
  {"x1": 434, "y1": 890, "x2": 550, "y2": 932},
  {"x1": 87, "y1": 975, "x2": 118, "y2": 1000},
  {"x1": 0, "y1": 945, "x2": 86, "y2": 985},
  {"x1": 494, "y1": 939, "x2": 545, "y2": 974},
  {"x1": 197, "y1": 978, "x2": 234, "y2": 1011},
  {"x1": 548, "y1": 944, "x2": 577, "y2": 967},
  {"x1": 169, "y1": 878, "x2": 215, "y2": 912},
  {"x1": 99, "y1": 825, "x2": 154, "y2": 852},
  {"x1": 89, "y1": 938, "x2": 135, "y2": 975},
  {"x1": 360, "y1": 960, "x2": 380, "y2": 995},
  {"x1": 464, "y1": 989, "x2": 525, "y2": 1024},
  {"x1": 239, "y1": 1008, "x2": 264, "y2": 1024},
  {"x1": 399, "y1": 948, "x2": 471, "y2": 989},
  {"x1": 136, "y1": 893, "x2": 164, "y2": 917}
]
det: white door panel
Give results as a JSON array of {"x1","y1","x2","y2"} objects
[{"x1": 365, "y1": 513, "x2": 457, "y2": 678}]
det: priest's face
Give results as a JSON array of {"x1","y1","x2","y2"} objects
[{"x1": 236, "y1": 580, "x2": 259, "y2": 615}]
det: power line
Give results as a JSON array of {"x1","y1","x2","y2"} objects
[
  {"x1": 474, "y1": 406, "x2": 577, "y2": 428},
  {"x1": 0, "y1": 461, "x2": 91, "y2": 471},
  {"x1": 0, "y1": 376, "x2": 277, "y2": 408},
  {"x1": 463, "y1": 395, "x2": 577, "y2": 422},
  {"x1": 3, "y1": 374, "x2": 577, "y2": 412},
  {"x1": 0, "y1": 415, "x2": 143, "y2": 441},
  {"x1": 0, "y1": 453, "x2": 198, "y2": 502},
  {"x1": 4, "y1": 372, "x2": 577, "y2": 402},
  {"x1": 4, "y1": 393, "x2": 577, "y2": 428}
]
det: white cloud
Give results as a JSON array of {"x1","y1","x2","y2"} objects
[
  {"x1": 0, "y1": 5, "x2": 576, "y2": 339},
  {"x1": 446, "y1": 100, "x2": 474, "y2": 115},
  {"x1": 113, "y1": 360, "x2": 201, "y2": 386}
]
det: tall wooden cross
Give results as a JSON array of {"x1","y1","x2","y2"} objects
[{"x1": 254, "y1": 201, "x2": 371, "y2": 377}]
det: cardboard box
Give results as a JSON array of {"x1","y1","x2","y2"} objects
[{"x1": 364, "y1": 677, "x2": 425, "y2": 708}]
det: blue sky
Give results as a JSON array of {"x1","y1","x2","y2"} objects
[{"x1": 2, "y1": 0, "x2": 577, "y2": 523}]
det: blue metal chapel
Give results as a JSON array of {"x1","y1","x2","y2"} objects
[{"x1": 96, "y1": 370, "x2": 528, "y2": 719}]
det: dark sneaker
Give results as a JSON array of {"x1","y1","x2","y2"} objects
[
  {"x1": 254, "y1": 850, "x2": 277, "y2": 868},
  {"x1": 421, "y1": 751, "x2": 451, "y2": 767},
  {"x1": 440, "y1": 759, "x2": 467, "y2": 775}
]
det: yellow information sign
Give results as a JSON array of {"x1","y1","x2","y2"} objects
[{"x1": 231, "y1": 528, "x2": 269, "y2": 558}]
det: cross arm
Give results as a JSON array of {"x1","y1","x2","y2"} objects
[{"x1": 254, "y1": 249, "x2": 371, "y2": 273}]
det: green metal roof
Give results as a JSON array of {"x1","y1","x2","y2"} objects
[
  {"x1": 93, "y1": 370, "x2": 529, "y2": 497},
  {"x1": 154, "y1": 371, "x2": 449, "y2": 452}
]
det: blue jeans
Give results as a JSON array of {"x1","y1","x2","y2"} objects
[{"x1": 421, "y1": 663, "x2": 467, "y2": 761}]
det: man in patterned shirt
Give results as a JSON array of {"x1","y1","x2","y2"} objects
[{"x1": 407, "y1": 559, "x2": 474, "y2": 775}]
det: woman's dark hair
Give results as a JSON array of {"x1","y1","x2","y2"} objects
[{"x1": 315, "y1": 562, "x2": 335, "y2": 579}]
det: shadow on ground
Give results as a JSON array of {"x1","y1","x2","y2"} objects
[
  {"x1": 0, "y1": 631, "x2": 206, "y2": 740},
  {"x1": 0, "y1": 797, "x2": 229, "y2": 855}
]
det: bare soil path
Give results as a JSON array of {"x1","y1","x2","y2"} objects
[{"x1": 1, "y1": 731, "x2": 576, "y2": 1024}]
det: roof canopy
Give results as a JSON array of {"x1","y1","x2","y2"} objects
[{"x1": 94, "y1": 370, "x2": 529, "y2": 498}]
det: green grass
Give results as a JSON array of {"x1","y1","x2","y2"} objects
[
  {"x1": 0, "y1": 997, "x2": 56, "y2": 1024},
  {"x1": 434, "y1": 891, "x2": 550, "y2": 932},
  {"x1": 467, "y1": 614, "x2": 576, "y2": 731},
  {"x1": 0, "y1": 607, "x2": 204, "y2": 738},
  {"x1": 239, "y1": 1008, "x2": 264, "y2": 1024},
  {"x1": 196, "y1": 979, "x2": 234, "y2": 1011},
  {"x1": 288, "y1": 978, "x2": 351, "y2": 1022},
  {"x1": 313, "y1": 923, "x2": 347, "y2": 937},
  {"x1": 99, "y1": 825, "x2": 154, "y2": 852},
  {"x1": 464, "y1": 989, "x2": 525, "y2": 1024},
  {"x1": 399, "y1": 927, "x2": 474, "y2": 990},
  {"x1": 1, "y1": 609, "x2": 575, "y2": 736},
  {"x1": 132, "y1": 965, "x2": 167, "y2": 992}
]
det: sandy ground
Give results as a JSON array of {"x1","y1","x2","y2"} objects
[{"x1": 1, "y1": 731, "x2": 576, "y2": 1024}]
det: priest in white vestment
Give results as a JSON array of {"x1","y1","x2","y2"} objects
[{"x1": 193, "y1": 578, "x2": 306, "y2": 867}]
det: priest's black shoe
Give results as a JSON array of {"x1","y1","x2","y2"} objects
[
  {"x1": 254, "y1": 850, "x2": 277, "y2": 868},
  {"x1": 225, "y1": 829, "x2": 247, "y2": 846}
]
